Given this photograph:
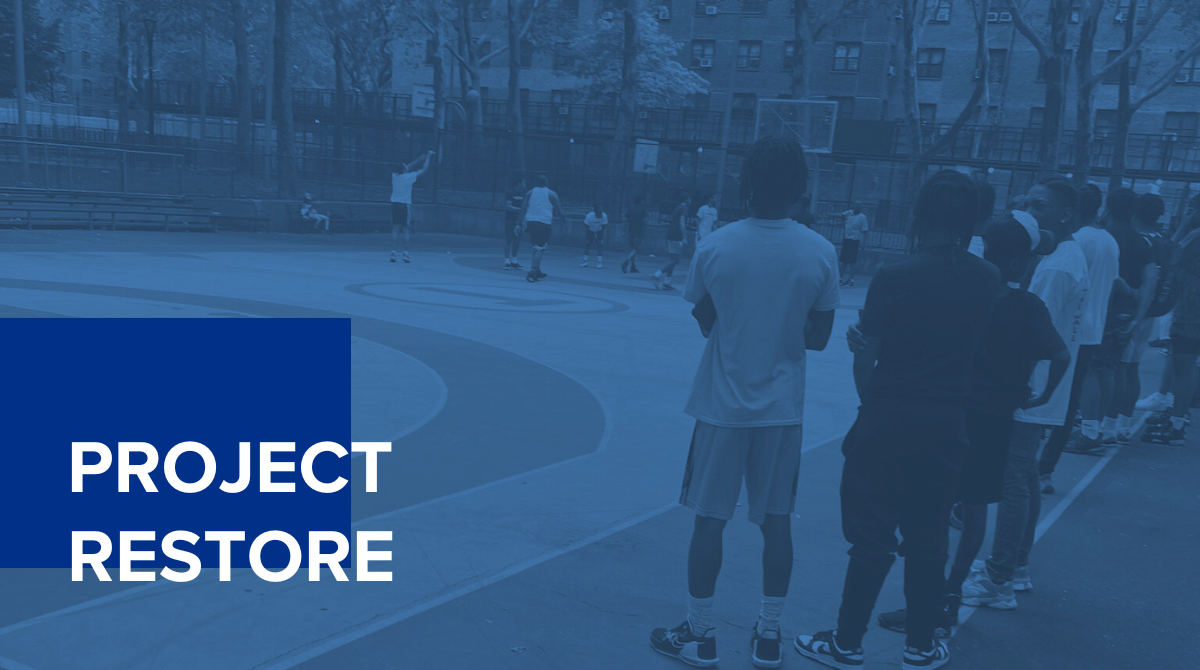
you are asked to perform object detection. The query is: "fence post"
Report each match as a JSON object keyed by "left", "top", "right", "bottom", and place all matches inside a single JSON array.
[
  {"left": 67, "top": 146, "right": 74, "bottom": 191},
  {"left": 122, "top": 150, "right": 128, "bottom": 193},
  {"left": 44, "top": 143, "right": 50, "bottom": 190}
]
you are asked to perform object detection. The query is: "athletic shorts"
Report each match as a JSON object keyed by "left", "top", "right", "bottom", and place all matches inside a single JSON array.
[
  {"left": 1122, "top": 317, "right": 1155, "bottom": 364},
  {"left": 391, "top": 202, "right": 409, "bottom": 229},
  {"left": 679, "top": 420, "right": 804, "bottom": 525},
  {"left": 527, "top": 221, "right": 552, "bottom": 248},
  {"left": 841, "top": 238, "right": 861, "bottom": 265},
  {"left": 1095, "top": 313, "right": 1133, "bottom": 369},
  {"left": 666, "top": 240, "right": 684, "bottom": 255},
  {"left": 585, "top": 229, "right": 605, "bottom": 245}
]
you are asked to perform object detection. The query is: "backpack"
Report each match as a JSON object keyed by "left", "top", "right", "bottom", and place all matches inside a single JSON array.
[{"left": 1145, "top": 233, "right": 1180, "bottom": 318}]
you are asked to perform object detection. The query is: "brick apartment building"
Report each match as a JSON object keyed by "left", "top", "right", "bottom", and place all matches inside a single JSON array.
[{"left": 394, "top": 0, "right": 1200, "bottom": 139}]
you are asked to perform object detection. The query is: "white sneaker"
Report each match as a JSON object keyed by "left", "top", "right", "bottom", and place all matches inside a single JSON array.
[
  {"left": 580, "top": 260, "right": 590, "bottom": 268},
  {"left": 652, "top": 271, "right": 664, "bottom": 289},
  {"left": 1012, "top": 565, "right": 1033, "bottom": 592},
  {"left": 962, "top": 570, "right": 1017, "bottom": 610},
  {"left": 1135, "top": 392, "right": 1173, "bottom": 412},
  {"left": 597, "top": 259, "right": 604, "bottom": 269}
]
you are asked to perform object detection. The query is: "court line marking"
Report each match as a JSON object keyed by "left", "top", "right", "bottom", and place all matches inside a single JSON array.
[{"left": 0, "top": 654, "right": 40, "bottom": 670}]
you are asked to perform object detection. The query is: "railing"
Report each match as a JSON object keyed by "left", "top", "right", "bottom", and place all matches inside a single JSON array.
[{"left": 0, "top": 138, "right": 184, "bottom": 195}]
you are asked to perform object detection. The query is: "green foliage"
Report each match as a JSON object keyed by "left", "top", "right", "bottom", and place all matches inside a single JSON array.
[{"left": 0, "top": 0, "right": 62, "bottom": 96}]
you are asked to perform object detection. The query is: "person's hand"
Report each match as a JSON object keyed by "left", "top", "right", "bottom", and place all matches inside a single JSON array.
[
  {"left": 513, "top": 224, "right": 524, "bottom": 238},
  {"left": 1119, "top": 319, "right": 1138, "bottom": 337},
  {"left": 1020, "top": 392, "right": 1049, "bottom": 410},
  {"left": 846, "top": 322, "right": 867, "bottom": 354}
]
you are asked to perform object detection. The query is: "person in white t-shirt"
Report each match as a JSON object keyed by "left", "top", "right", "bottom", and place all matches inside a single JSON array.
[
  {"left": 965, "top": 176, "right": 1086, "bottom": 610},
  {"left": 300, "top": 193, "right": 330, "bottom": 234},
  {"left": 516, "top": 175, "right": 565, "bottom": 282},
  {"left": 650, "top": 136, "right": 839, "bottom": 670},
  {"left": 839, "top": 204, "right": 869, "bottom": 287},
  {"left": 390, "top": 151, "right": 434, "bottom": 263},
  {"left": 580, "top": 203, "right": 608, "bottom": 268},
  {"left": 696, "top": 195, "right": 719, "bottom": 241}
]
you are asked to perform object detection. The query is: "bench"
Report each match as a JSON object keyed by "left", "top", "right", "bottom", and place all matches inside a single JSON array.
[{"left": 0, "top": 202, "right": 216, "bottom": 232}]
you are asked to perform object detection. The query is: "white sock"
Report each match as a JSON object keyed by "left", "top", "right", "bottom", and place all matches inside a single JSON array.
[
  {"left": 1081, "top": 420, "right": 1100, "bottom": 440},
  {"left": 758, "top": 595, "right": 786, "bottom": 632},
  {"left": 687, "top": 595, "right": 714, "bottom": 637},
  {"left": 1117, "top": 414, "right": 1133, "bottom": 433},
  {"left": 1101, "top": 416, "right": 1117, "bottom": 435}
]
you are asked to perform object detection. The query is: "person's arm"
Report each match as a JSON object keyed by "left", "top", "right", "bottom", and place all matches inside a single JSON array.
[
  {"left": 506, "top": 194, "right": 520, "bottom": 213},
  {"left": 805, "top": 309, "right": 835, "bottom": 351},
  {"left": 1133, "top": 262, "right": 1159, "bottom": 323},
  {"left": 852, "top": 336, "right": 882, "bottom": 400},
  {"left": 550, "top": 192, "right": 564, "bottom": 222},
  {"left": 1022, "top": 347, "right": 1070, "bottom": 409},
  {"left": 516, "top": 189, "right": 532, "bottom": 223}
]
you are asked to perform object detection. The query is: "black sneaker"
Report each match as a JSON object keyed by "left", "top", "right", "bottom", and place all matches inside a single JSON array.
[
  {"left": 875, "top": 607, "right": 953, "bottom": 639},
  {"left": 535, "top": 270, "right": 547, "bottom": 279},
  {"left": 621, "top": 259, "right": 630, "bottom": 273},
  {"left": 1063, "top": 434, "right": 1106, "bottom": 456},
  {"left": 650, "top": 620, "right": 718, "bottom": 668},
  {"left": 794, "top": 630, "right": 864, "bottom": 669},
  {"left": 1146, "top": 411, "right": 1171, "bottom": 427},
  {"left": 902, "top": 640, "right": 950, "bottom": 670},
  {"left": 526, "top": 270, "right": 539, "bottom": 283},
  {"left": 1143, "top": 423, "right": 1186, "bottom": 446},
  {"left": 504, "top": 262, "right": 514, "bottom": 270},
  {"left": 751, "top": 622, "right": 782, "bottom": 668}
]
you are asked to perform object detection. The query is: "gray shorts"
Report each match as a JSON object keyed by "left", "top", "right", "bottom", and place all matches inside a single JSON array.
[{"left": 679, "top": 420, "right": 804, "bottom": 525}]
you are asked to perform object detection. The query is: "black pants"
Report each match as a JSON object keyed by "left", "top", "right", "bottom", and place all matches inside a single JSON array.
[
  {"left": 1040, "top": 344, "right": 1095, "bottom": 476},
  {"left": 836, "top": 400, "right": 964, "bottom": 652}
]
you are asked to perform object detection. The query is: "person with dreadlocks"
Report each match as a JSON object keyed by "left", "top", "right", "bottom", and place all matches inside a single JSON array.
[
  {"left": 650, "top": 136, "right": 839, "bottom": 669},
  {"left": 795, "top": 171, "right": 999, "bottom": 670},
  {"left": 963, "top": 175, "right": 1086, "bottom": 610}
]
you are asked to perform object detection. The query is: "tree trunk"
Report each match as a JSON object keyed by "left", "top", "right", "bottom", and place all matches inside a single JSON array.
[
  {"left": 231, "top": 0, "right": 252, "bottom": 170},
  {"left": 1108, "top": 0, "right": 1135, "bottom": 192},
  {"left": 507, "top": 0, "right": 525, "bottom": 175},
  {"left": 274, "top": 0, "right": 297, "bottom": 197},
  {"left": 333, "top": 31, "right": 345, "bottom": 160},
  {"left": 791, "top": 0, "right": 809, "bottom": 99},
  {"left": 1072, "top": 6, "right": 1100, "bottom": 183},
  {"left": 609, "top": 0, "right": 638, "bottom": 205},
  {"left": 901, "top": 0, "right": 922, "bottom": 194},
  {"left": 1038, "top": 0, "right": 1068, "bottom": 170},
  {"left": 117, "top": 1, "right": 131, "bottom": 144}
]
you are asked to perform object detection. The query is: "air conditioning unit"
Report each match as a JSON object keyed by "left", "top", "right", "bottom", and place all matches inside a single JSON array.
[
  {"left": 986, "top": 11, "right": 998, "bottom": 21},
  {"left": 1164, "top": 132, "right": 1179, "bottom": 140},
  {"left": 558, "top": 106, "right": 570, "bottom": 115},
  {"left": 601, "top": 11, "right": 614, "bottom": 20},
  {"left": 699, "top": 58, "right": 713, "bottom": 68},
  {"left": 1115, "top": 10, "right": 1128, "bottom": 22},
  {"left": 999, "top": 11, "right": 1012, "bottom": 21},
  {"left": 658, "top": 7, "right": 670, "bottom": 19},
  {"left": 935, "top": 9, "right": 950, "bottom": 21},
  {"left": 705, "top": 5, "right": 718, "bottom": 15},
  {"left": 1176, "top": 71, "right": 1191, "bottom": 83},
  {"left": 638, "top": 110, "right": 650, "bottom": 119}
]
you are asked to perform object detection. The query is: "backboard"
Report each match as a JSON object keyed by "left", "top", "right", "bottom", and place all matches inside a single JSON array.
[{"left": 755, "top": 99, "right": 838, "bottom": 153}]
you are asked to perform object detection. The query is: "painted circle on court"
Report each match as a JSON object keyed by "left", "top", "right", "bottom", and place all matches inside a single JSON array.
[{"left": 345, "top": 282, "right": 629, "bottom": 314}]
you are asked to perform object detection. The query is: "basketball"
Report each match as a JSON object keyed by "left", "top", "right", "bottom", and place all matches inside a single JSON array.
[{"left": 466, "top": 88, "right": 481, "bottom": 102}]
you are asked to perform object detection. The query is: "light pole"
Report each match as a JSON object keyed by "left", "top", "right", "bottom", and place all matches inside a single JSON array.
[{"left": 144, "top": 17, "right": 157, "bottom": 142}]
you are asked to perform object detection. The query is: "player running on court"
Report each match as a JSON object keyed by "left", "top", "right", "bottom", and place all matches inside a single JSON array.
[{"left": 390, "top": 151, "right": 434, "bottom": 263}]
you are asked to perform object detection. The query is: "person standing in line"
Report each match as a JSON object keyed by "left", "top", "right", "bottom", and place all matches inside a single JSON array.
[
  {"left": 873, "top": 212, "right": 1067, "bottom": 641},
  {"left": 839, "top": 203, "right": 869, "bottom": 287},
  {"left": 697, "top": 195, "right": 719, "bottom": 242},
  {"left": 650, "top": 136, "right": 839, "bottom": 670},
  {"left": 622, "top": 195, "right": 647, "bottom": 274},
  {"left": 504, "top": 176, "right": 526, "bottom": 270},
  {"left": 794, "top": 171, "right": 999, "bottom": 670},
  {"left": 1099, "top": 189, "right": 1158, "bottom": 443},
  {"left": 962, "top": 176, "right": 1087, "bottom": 611},
  {"left": 966, "top": 183, "right": 997, "bottom": 258},
  {"left": 516, "top": 174, "right": 565, "bottom": 282},
  {"left": 390, "top": 150, "right": 434, "bottom": 263},
  {"left": 1038, "top": 183, "right": 1119, "bottom": 490},
  {"left": 581, "top": 203, "right": 608, "bottom": 268},
  {"left": 654, "top": 195, "right": 692, "bottom": 290}
]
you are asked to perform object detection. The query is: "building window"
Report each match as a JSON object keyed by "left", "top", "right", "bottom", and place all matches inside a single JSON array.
[
  {"left": 1102, "top": 49, "right": 1141, "bottom": 84},
  {"left": 830, "top": 96, "right": 855, "bottom": 119},
  {"left": 1029, "top": 107, "right": 1044, "bottom": 127},
  {"left": 737, "top": 41, "right": 762, "bottom": 71},
  {"left": 919, "top": 103, "right": 937, "bottom": 124},
  {"left": 833, "top": 43, "right": 861, "bottom": 72},
  {"left": 520, "top": 88, "right": 530, "bottom": 110},
  {"left": 1165, "top": 112, "right": 1200, "bottom": 137},
  {"left": 691, "top": 92, "right": 711, "bottom": 110},
  {"left": 82, "top": 79, "right": 93, "bottom": 94},
  {"left": 732, "top": 93, "right": 757, "bottom": 119},
  {"left": 1175, "top": 53, "right": 1200, "bottom": 84},
  {"left": 695, "top": 0, "right": 715, "bottom": 16},
  {"left": 927, "top": 0, "right": 952, "bottom": 22},
  {"left": 81, "top": 51, "right": 91, "bottom": 69},
  {"left": 1095, "top": 109, "right": 1118, "bottom": 132},
  {"left": 425, "top": 40, "right": 438, "bottom": 65},
  {"left": 1036, "top": 50, "right": 1073, "bottom": 82},
  {"left": 552, "top": 41, "right": 574, "bottom": 71},
  {"left": 916, "top": 48, "right": 945, "bottom": 79},
  {"left": 741, "top": 0, "right": 767, "bottom": 14},
  {"left": 479, "top": 87, "right": 489, "bottom": 99},
  {"left": 1116, "top": 0, "right": 1149, "bottom": 23},
  {"left": 470, "top": 1, "right": 491, "bottom": 20},
  {"left": 478, "top": 40, "right": 492, "bottom": 68},
  {"left": 690, "top": 40, "right": 715, "bottom": 68},
  {"left": 988, "top": 49, "right": 1007, "bottom": 83},
  {"left": 520, "top": 40, "right": 534, "bottom": 69},
  {"left": 784, "top": 42, "right": 796, "bottom": 71}
]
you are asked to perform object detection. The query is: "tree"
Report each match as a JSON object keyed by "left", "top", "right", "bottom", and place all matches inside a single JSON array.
[
  {"left": 791, "top": 0, "right": 879, "bottom": 98},
  {"left": 230, "top": 0, "right": 253, "bottom": 167},
  {"left": 1010, "top": 0, "right": 1071, "bottom": 170},
  {"left": 274, "top": 0, "right": 298, "bottom": 196},
  {"left": 0, "top": 0, "right": 62, "bottom": 96},
  {"left": 570, "top": 9, "right": 707, "bottom": 106}
]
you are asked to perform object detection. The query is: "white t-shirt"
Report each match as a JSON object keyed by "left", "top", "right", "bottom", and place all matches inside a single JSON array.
[
  {"left": 683, "top": 218, "right": 841, "bottom": 427},
  {"left": 697, "top": 205, "right": 719, "bottom": 237},
  {"left": 525, "top": 187, "right": 554, "bottom": 224},
  {"left": 391, "top": 172, "right": 419, "bottom": 204},
  {"left": 1073, "top": 225, "right": 1120, "bottom": 346},
  {"left": 584, "top": 212, "right": 608, "bottom": 232},
  {"left": 1014, "top": 239, "right": 1088, "bottom": 427},
  {"left": 843, "top": 212, "right": 869, "bottom": 240},
  {"left": 967, "top": 236, "right": 985, "bottom": 258}
]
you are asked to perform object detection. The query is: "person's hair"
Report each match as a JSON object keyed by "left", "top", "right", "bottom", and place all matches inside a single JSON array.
[
  {"left": 1037, "top": 175, "right": 1078, "bottom": 210},
  {"left": 983, "top": 218, "right": 1032, "bottom": 277},
  {"left": 1106, "top": 188, "right": 1138, "bottom": 223},
  {"left": 738, "top": 136, "right": 808, "bottom": 216},
  {"left": 395, "top": 165, "right": 406, "bottom": 174},
  {"left": 911, "top": 170, "right": 978, "bottom": 248},
  {"left": 536, "top": 175, "right": 549, "bottom": 187},
  {"left": 976, "top": 182, "right": 997, "bottom": 224},
  {"left": 1076, "top": 183, "right": 1102, "bottom": 225},
  {"left": 592, "top": 202, "right": 603, "bottom": 212},
  {"left": 1135, "top": 192, "right": 1165, "bottom": 226}
]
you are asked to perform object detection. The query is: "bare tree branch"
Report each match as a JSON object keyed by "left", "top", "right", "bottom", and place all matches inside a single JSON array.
[
  {"left": 1086, "top": 0, "right": 1173, "bottom": 86},
  {"left": 1132, "top": 38, "right": 1200, "bottom": 112},
  {"left": 1010, "top": 1, "right": 1048, "bottom": 58}
]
